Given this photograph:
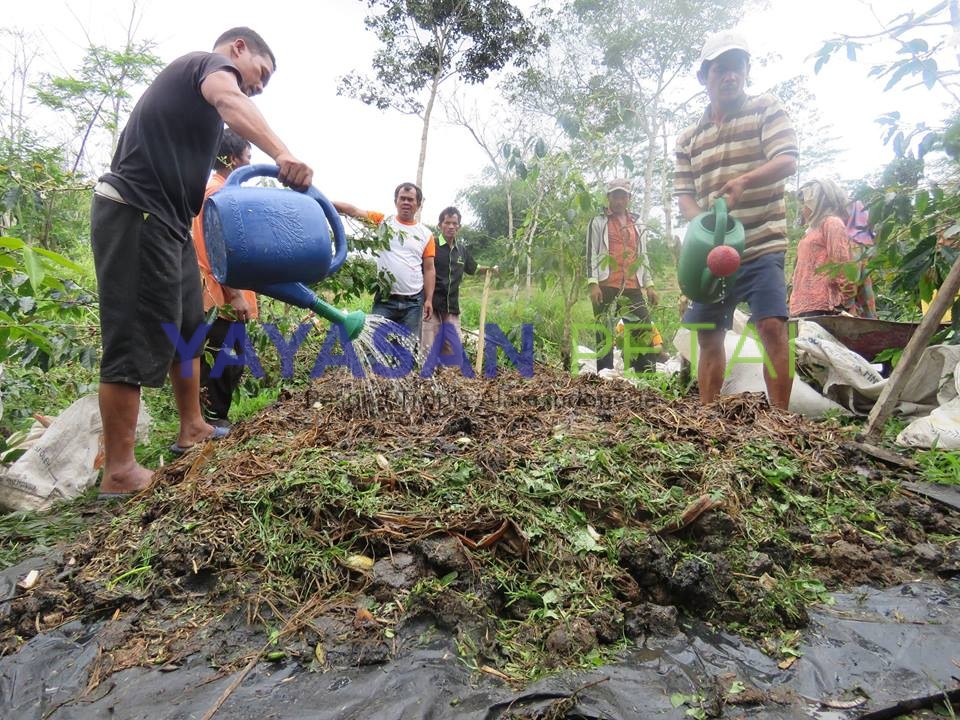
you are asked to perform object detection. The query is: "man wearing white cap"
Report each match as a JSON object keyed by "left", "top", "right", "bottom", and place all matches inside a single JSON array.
[
  {"left": 586, "top": 178, "right": 658, "bottom": 373},
  {"left": 675, "top": 31, "right": 798, "bottom": 409}
]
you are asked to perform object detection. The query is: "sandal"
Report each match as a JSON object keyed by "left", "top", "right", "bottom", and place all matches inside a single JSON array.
[{"left": 169, "top": 425, "right": 230, "bottom": 457}]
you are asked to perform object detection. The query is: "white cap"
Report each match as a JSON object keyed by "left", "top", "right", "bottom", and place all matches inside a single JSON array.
[
  {"left": 698, "top": 30, "right": 750, "bottom": 67},
  {"left": 606, "top": 178, "right": 631, "bottom": 194}
]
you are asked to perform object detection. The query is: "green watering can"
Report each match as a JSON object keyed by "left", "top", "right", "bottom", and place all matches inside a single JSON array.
[{"left": 677, "top": 197, "right": 745, "bottom": 304}]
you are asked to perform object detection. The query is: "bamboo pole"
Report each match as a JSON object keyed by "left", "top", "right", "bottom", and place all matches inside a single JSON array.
[
  {"left": 474, "top": 269, "right": 494, "bottom": 376},
  {"left": 863, "top": 254, "right": 960, "bottom": 437}
]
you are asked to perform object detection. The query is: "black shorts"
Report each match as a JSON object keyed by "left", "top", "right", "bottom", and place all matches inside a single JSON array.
[{"left": 91, "top": 194, "right": 204, "bottom": 387}]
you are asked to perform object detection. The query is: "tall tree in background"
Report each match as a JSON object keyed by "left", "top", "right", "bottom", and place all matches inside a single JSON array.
[
  {"left": 339, "top": 0, "right": 545, "bottom": 191},
  {"left": 769, "top": 75, "right": 842, "bottom": 190},
  {"left": 447, "top": 92, "right": 558, "bottom": 289},
  {"left": 2, "top": 6, "right": 160, "bottom": 249},
  {"left": 508, "top": 0, "right": 749, "bottom": 226},
  {"left": 0, "top": 28, "right": 41, "bottom": 144},
  {"left": 1, "top": 30, "right": 92, "bottom": 250},
  {"left": 33, "top": 2, "right": 161, "bottom": 173}
]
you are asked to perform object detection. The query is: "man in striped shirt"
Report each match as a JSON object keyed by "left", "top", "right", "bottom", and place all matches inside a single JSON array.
[{"left": 675, "top": 31, "right": 798, "bottom": 410}]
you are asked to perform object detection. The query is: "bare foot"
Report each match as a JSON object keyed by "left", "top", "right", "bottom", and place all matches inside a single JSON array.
[
  {"left": 100, "top": 462, "right": 153, "bottom": 494},
  {"left": 176, "top": 420, "right": 217, "bottom": 449}
]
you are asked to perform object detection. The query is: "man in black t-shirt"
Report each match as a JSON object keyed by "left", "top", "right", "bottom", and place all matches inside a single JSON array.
[
  {"left": 93, "top": 27, "right": 313, "bottom": 497},
  {"left": 421, "top": 206, "right": 495, "bottom": 354}
]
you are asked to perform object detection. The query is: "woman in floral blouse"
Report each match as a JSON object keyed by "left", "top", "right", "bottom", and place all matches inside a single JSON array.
[{"left": 789, "top": 179, "right": 858, "bottom": 317}]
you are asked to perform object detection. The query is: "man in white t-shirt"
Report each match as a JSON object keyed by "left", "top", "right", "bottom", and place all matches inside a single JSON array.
[{"left": 334, "top": 182, "right": 436, "bottom": 338}]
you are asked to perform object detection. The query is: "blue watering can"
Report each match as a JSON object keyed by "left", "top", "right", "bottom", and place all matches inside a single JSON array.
[{"left": 203, "top": 164, "right": 365, "bottom": 339}]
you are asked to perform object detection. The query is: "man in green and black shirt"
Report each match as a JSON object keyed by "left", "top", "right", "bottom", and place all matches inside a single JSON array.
[{"left": 422, "top": 206, "right": 491, "bottom": 353}]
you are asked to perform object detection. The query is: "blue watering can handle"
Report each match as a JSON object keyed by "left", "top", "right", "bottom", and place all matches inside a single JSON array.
[
  {"left": 713, "top": 197, "right": 728, "bottom": 247},
  {"left": 224, "top": 163, "right": 348, "bottom": 275}
]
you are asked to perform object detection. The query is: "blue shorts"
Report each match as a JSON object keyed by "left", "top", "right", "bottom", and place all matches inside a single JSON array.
[{"left": 683, "top": 251, "right": 788, "bottom": 331}]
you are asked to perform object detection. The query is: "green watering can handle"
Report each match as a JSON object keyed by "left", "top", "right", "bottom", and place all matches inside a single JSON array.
[{"left": 713, "top": 197, "right": 728, "bottom": 247}]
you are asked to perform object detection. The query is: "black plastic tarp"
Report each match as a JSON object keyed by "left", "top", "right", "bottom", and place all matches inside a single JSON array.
[{"left": 1, "top": 556, "right": 958, "bottom": 720}]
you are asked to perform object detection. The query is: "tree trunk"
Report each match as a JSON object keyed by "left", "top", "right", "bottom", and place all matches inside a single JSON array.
[
  {"left": 525, "top": 216, "right": 538, "bottom": 301},
  {"left": 512, "top": 193, "right": 542, "bottom": 302},
  {"left": 415, "top": 71, "right": 441, "bottom": 194},
  {"left": 952, "top": 0, "right": 960, "bottom": 67},
  {"left": 641, "top": 115, "right": 658, "bottom": 223},
  {"left": 524, "top": 191, "right": 544, "bottom": 300},
  {"left": 6, "top": 31, "right": 38, "bottom": 143},
  {"left": 445, "top": 100, "right": 515, "bottom": 244},
  {"left": 560, "top": 247, "right": 582, "bottom": 372},
  {"left": 660, "top": 124, "right": 673, "bottom": 242},
  {"left": 73, "top": 95, "right": 108, "bottom": 174},
  {"left": 110, "top": 97, "right": 122, "bottom": 157},
  {"left": 506, "top": 186, "right": 514, "bottom": 243},
  {"left": 506, "top": 183, "right": 516, "bottom": 296},
  {"left": 511, "top": 223, "right": 521, "bottom": 301}
]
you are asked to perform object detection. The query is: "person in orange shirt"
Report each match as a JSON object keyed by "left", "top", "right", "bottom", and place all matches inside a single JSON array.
[
  {"left": 190, "top": 128, "right": 258, "bottom": 428},
  {"left": 585, "top": 179, "right": 659, "bottom": 372}
]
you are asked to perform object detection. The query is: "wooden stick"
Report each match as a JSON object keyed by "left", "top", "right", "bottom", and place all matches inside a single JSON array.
[
  {"left": 199, "top": 594, "right": 334, "bottom": 720},
  {"left": 475, "top": 269, "right": 494, "bottom": 376},
  {"left": 857, "top": 686, "right": 960, "bottom": 720},
  {"left": 863, "top": 254, "right": 960, "bottom": 437},
  {"left": 199, "top": 640, "right": 269, "bottom": 720}
]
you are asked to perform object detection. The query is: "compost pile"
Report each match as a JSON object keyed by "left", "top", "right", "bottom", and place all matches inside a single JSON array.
[{"left": 2, "top": 368, "right": 959, "bottom": 683}]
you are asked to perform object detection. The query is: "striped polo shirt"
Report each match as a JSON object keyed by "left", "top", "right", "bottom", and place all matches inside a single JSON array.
[{"left": 674, "top": 93, "right": 798, "bottom": 263}]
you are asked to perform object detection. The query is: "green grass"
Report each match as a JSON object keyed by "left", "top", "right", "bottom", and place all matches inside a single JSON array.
[
  {"left": 0, "top": 490, "right": 98, "bottom": 569},
  {"left": 457, "top": 268, "right": 686, "bottom": 368},
  {"left": 917, "top": 449, "right": 960, "bottom": 485}
]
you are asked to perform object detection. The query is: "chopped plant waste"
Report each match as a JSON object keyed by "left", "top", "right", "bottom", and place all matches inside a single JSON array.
[{"left": 2, "top": 368, "right": 959, "bottom": 684}]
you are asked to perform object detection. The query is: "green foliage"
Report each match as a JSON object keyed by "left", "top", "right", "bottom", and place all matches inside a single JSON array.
[
  {"left": 0, "top": 236, "right": 98, "bottom": 432},
  {"left": 509, "top": 149, "right": 602, "bottom": 363},
  {"left": 815, "top": 3, "right": 960, "bottom": 326},
  {"left": 814, "top": 3, "right": 959, "bottom": 98},
  {"left": 33, "top": 40, "right": 162, "bottom": 169},
  {"left": 339, "top": 216, "right": 409, "bottom": 301},
  {"left": 644, "top": 226, "right": 677, "bottom": 280},
  {"left": 507, "top": 0, "right": 749, "bottom": 206},
  {"left": 0, "top": 498, "right": 97, "bottom": 569},
  {"left": 339, "top": 0, "right": 545, "bottom": 114},
  {"left": 917, "top": 449, "right": 960, "bottom": 485},
  {"left": 461, "top": 175, "right": 536, "bottom": 248},
  {"left": 0, "top": 236, "right": 94, "bottom": 362},
  {"left": 458, "top": 277, "right": 590, "bottom": 362},
  {"left": 0, "top": 133, "right": 91, "bottom": 251}
]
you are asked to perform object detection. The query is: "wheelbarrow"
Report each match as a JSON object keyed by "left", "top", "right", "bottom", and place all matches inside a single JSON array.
[{"left": 795, "top": 315, "right": 933, "bottom": 362}]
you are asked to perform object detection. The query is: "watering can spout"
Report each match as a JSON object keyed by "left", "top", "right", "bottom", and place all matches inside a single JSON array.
[
  {"left": 255, "top": 282, "right": 366, "bottom": 341},
  {"left": 317, "top": 304, "right": 366, "bottom": 342}
]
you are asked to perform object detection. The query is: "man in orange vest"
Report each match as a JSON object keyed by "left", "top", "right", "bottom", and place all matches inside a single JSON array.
[
  {"left": 189, "top": 129, "right": 258, "bottom": 432},
  {"left": 586, "top": 179, "right": 659, "bottom": 372}
]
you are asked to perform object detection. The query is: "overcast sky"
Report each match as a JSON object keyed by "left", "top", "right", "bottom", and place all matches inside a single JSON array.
[{"left": 2, "top": 0, "right": 951, "bottom": 226}]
